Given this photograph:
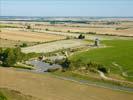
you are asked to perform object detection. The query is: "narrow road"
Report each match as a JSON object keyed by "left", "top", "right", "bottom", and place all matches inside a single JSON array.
[
  {"left": 13, "top": 66, "right": 133, "bottom": 93},
  {"left": 97, "top": 70, "right": 133, "bottom": 85}
]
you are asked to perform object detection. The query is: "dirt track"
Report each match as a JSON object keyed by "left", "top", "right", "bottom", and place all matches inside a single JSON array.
[{"left": 0, "top": 67, "right": 133, "bottom": 100}]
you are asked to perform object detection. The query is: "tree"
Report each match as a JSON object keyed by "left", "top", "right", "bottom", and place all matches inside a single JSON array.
[
  {"left": 45, "top": 28, "right": 49, "bottom": 31},
  {"left": 0, "top": 48, "right": 3, "bottom": 61},
  {"left": 26, "top": 25, "right": 31, "bottom": 29},
  {"left": 1, "top": 48, "right": 24, "bottom": 67},
  {"left": 0, "top": 48, "right": 3, "bottom": 54},
  {"left": 50, "top": 21, "right": 56, "bottom": 24},
  {"left": 20, "top": 43, "right": 27, "bottom": 47},
  {"left": 0, "top": 92, "right": 7, "bottom": 100},
  {"left": 61, "top": 58, "right": 71, "bottom": 69},
  {"left": 0, "top": 48, "right": 40, "bottom": 67},
  {"left": 78, "top": 34, "right": 85, "bottom": 39},
  {"left": 13, "top": 47, "right": 22, "bottom": 61},
  {"left": 97, "top": 66, "right": 108, "bottom": 73},
  {"left": 2, "top": 48, "right": 16, "bottom": 66},
  {"left": 67, "top": 30, "right": 70, "bottom": 33}
]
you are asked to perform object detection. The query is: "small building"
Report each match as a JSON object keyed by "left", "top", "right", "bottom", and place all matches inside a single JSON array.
[{"left": 94, "top": 38, "right": 100, "bottom": 46}]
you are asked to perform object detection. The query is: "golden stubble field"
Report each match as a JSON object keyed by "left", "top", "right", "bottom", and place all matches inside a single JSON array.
[
  {"left": 0, "top": 38, "right": 38, "bottom": 48},
  {"left": 15, "top": 21, "right": 133, "bottom": 36},
  {"left": 1, "top": 21, "right": 133, "bottom": 38},
  {"left": 0, "top": 28, "right": 65, "bottom": 42},
  {"left": 0, "top": 67, "right": 133, "bottom": 100},
  {"left": 37, "top": 24, "right": 133, "bottom": 36}
]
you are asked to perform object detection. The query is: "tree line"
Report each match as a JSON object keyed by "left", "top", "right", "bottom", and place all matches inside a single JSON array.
[{"left": 0, "top": 48, "right": 40, "bottom": 67}]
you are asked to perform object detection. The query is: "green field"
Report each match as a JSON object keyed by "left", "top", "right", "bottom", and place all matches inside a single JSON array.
[{"left": 70, "top": 39, "right": 133, "bottom": 81}]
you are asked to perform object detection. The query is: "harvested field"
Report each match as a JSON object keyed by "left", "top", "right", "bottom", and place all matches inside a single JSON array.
[
  {"left": 0, "top": 28, "right": 65, "bottom": 42},
  {"left": 0, "top": 67, "right": 133, "bottom": 100},
  {"left": 22, "top": 39, "right": 87, "bottom": 53},
  {"left": 0, "top": 38, "right": 37, "bottom": 48},
  {"left": 19, "top": 21, "right": 133, "bottom": 37},
  {"left": 1, "top": 21, "right": 133, "bottom": 37},
  {"left": 33, "top": 29, "right": 133, "bottom": 40},
  {"left": 43, "top": 26, "right": 133, "bottom": 36},
  {"left": 0, "top": 88, "right": 39, "bottom": 100}
]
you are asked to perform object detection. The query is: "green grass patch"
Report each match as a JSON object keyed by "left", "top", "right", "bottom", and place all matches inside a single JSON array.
[
  {"left": 0, "top": 91, "right": 7, "bottom": 100},
  {"left": 13, "top": 65, "right": 33, "bottom": 70},
  {"left": 51, "top": 71, "right": 133, "bottom": 89},
  {"left": 70, "top": 39, "right": 133, "bottom": 81}
]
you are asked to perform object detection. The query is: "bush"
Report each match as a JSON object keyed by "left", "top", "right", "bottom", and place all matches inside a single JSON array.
[
  {"left": 66, "top": 36, "right": 71, "bottom": 39},
  {"left": 97, "top": 66, "right": 108, "bottom": 73},
  {"left": 0, "top": 48, "right": 3, "bottom": 60},
  {"left": 20, "top": 43, "right": 28, "bottom": 47},
  {"left": 0, "top": 92, "right": 7, "bottom": 100},
  {"left": 78, "top": 34, "right": 85, "bottom": 39},
  {"left": 45, "top": 28, "right": 49, "bottom": 31},
  {"left": 0, "top": 47, "right": 41, "bottom": 67},
  {"left": 115, "top": 27, "right": 128, "bottom": 30},
  {"left": 67, "top": 30, "right": 70, "bottom": 33},
  {"left": 2, "top": 48, "right": 17, "bottom": 66},
  {"left": 87, "top": 61, "right": 98, "bottom": 69},
  {"left": 0, "top": 48, "right": 28, "bottom": 66},
  {"left": 69, "top": 59, "right": 86, "bottom": 70},
  {"left": 61, "top": 58, "right": 71, "bottom": 69},
  {"left": 26, "top": 25, "right": 31, "bottom": 29},
  {"left": 87, "top": 32, "right": 96, "bottom": 34},
  {"left": 87, "top": 62, "right": 108, "bottom": 73},
  {"left": 47, "top": 67, "right": 61, "bottom": 72}
]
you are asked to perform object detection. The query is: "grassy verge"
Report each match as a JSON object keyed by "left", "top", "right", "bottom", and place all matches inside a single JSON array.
[
  {"left": 0, "top": 91, "right": 7, "bottom": 100},
  {"left": 51, "top": 71, "right": 133, "bottom": 89},
  {"left": 13, "top": 63, "right": 34, "bottom": 70}
]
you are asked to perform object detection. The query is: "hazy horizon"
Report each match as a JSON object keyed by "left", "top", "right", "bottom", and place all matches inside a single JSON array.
[{"left": 1, "top": 0, "right": 133, "bottom": 17}]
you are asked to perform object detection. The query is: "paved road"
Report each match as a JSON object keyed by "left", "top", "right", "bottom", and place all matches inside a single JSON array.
[
  {"left": 14, "top": 64, "right": 133, "bottom": 93},
  {"left": 26, "top": 60, "right": 61, "bottom": 72},
  {"left": 97, "top": 70, "right": 133, "bottom": 85}
]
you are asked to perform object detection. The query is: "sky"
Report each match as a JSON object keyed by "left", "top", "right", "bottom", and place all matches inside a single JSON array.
[{"left": 0, "top": 0, "right": 133, "bottom": 17}]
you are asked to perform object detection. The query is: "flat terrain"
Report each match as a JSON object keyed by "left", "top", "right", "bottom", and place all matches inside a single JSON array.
[
  {"left": 0, "top": 88, "right": 39, "bottom": 100},
  {"left": 34, "top": 24, "right": 133, "bottom": 36},
  {"left": 1, "top": 20, "right": 133, "bottom": 37},
  {"left": 22, "top": 39, "right": 87, "bottom": 53},
  {"left": 0, "top": 28, "right": 65, "bottom": 42},
  {"left": 0, "top": 19, "right": 133, "bottom": 100},
  {"left": 0, "top": 38, "right": 37, "bottom": 48},
  {"left": 0, "top": 67, "right": 133, "bottom": 100},
  {"left": 70, "top": 39, "right": 133, "bottom": 81}
]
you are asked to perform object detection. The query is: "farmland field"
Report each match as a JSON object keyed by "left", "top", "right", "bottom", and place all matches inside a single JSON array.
[
  {"left": 1, "top": 20, "right": 133, "bottom": 37},
  {"left": 33, "top": 23, "right": 133, "bottom": 36},
  {"left": 0, "top": 38, "right": 37, "bottom": 48},
  {"left": 0, "top": 88, "right": 39, "bottom": 100},
  {"left": 22, "top": 39, "right": 88, "bottom": 53},
  {"left": 0, "top": 67, "right": 133, "bottom": 100},
  {"left": 0, "top": 17, "right": 133, "bottom": 100},
  {"left": 1, "top": 0, "right": 133, "bottom": 99},
  {"left": 70, "top": 39, "right": 133, "bottom": 81},
  {"left": 0, "top": 28, "right": 65, "bottom": 42}
]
